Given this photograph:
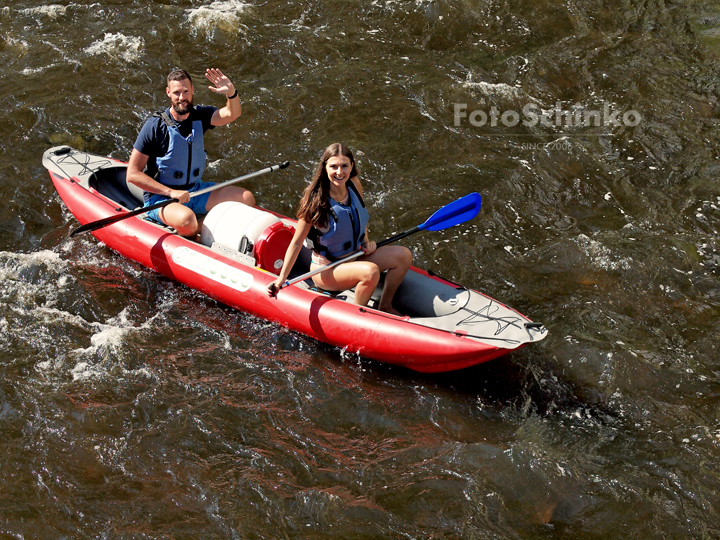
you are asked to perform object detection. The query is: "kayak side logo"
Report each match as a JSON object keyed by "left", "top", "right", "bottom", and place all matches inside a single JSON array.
[{"left": 172, "top": 246, "right": 253, "bottom": 293}]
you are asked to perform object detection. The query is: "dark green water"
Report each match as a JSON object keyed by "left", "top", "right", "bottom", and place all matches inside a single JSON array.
[{"left": 2, "top": 0, "right": 720, "bottom": 537}]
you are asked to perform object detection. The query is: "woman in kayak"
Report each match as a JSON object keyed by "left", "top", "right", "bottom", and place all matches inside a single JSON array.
[{"left": 267, "top": 143, "right": 412, "bottom": 315}]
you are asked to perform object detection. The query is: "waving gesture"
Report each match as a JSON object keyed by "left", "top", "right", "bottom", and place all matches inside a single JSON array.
[{"left": 205, "top": 68, "right": 235, "bottom": 97}]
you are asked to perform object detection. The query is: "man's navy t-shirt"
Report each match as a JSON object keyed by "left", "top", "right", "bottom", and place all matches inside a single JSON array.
[{"left": 133, "top": 105, "right": 216, "bottom": 180}]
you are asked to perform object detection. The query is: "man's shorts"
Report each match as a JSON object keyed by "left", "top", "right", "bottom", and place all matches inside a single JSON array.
[{"left": 144, "top": 181, "right": 215, "bottom": 224}]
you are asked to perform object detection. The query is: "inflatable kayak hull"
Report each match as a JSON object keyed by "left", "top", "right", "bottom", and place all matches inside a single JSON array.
[{"left": 43, "top": 146, "right": 547, "bottom": 373}]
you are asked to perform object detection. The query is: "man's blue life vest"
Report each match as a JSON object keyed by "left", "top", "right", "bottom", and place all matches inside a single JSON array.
[
  {"left": 154, "top": 110, "right": 206, "bottom": 188},
  {"left": 308, "top": 182, "right": 370, "bottom": 261}
]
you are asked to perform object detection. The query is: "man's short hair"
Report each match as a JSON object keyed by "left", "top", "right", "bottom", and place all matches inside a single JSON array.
[{"left": 167, "top": 69, "right": 192, "bottom": 86}]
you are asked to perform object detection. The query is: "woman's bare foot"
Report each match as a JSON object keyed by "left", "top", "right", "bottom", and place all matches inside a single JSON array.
[{"left": 379, "top": 304, "right": 403, "bottom": 316}]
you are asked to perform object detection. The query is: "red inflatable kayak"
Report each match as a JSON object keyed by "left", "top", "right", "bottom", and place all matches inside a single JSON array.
[{"left": 43, "top": 146, "right": 547, "bottom": 373}]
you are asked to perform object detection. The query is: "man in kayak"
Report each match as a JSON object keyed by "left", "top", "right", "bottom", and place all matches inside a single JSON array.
[
  {"left": 267, "top": 143, "right": 412, "bottom": 315},
  {"left": 127, "top": 68, "right": 254, "bottom": 238}
]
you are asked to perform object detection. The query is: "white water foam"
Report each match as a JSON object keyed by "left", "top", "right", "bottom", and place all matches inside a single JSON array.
[
  {"left": 186, "top": 0, "right": 253, "bottom": 35},
  {"left": 575, "top": 234, "right": 633, "bottom": 271},
  {"left": 462, "top": 80, "right": 526, "bottom": 99},
  {"left": 0, "top": 249, "right": 63, "bottom": 267},
  {"left": 84, "top": 33, "right": 144, "bottom": 63},
  {"left": 71, "top": 308, "right": 160, "bottom": 382},
  {"left": 20, "top": 4, "right": 68, "bottom": 18},
  {"left": 0, "top": 250, "right": 160, "bottom": 381},
  {"left": 0, "top": 250, "right": 68, "bottom": 303},
  {"left": 0, "top": 250, "right": 67, "bottom": 317}
]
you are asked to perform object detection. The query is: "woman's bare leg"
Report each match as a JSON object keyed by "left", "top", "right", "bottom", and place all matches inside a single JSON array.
[
  {"left": 311, "top": 245, "right": 412, "bottom": 314},
  {"left": 312, "top": 260, "right": 381, "bottom": 305},
  {"left": 363, "top": 245, "right": 412, "bottom": 314}
]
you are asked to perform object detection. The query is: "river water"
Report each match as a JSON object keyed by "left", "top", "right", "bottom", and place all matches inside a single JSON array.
[{"left": 2, "top": 0, "right": 720, "bottom": 538}]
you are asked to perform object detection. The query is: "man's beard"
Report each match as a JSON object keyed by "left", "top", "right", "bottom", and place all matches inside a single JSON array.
[{"left": 172, "top": 98, "right": 192, "bottom": 116}]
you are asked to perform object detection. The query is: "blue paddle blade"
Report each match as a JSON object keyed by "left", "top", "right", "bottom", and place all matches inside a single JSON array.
[{"left": 420, "top": 192, "right": 482, "bottom": 231}]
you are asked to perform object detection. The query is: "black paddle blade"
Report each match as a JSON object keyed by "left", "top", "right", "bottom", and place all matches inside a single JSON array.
[{"left": 70, "top": 212, "right": 135, "bottom": 237}]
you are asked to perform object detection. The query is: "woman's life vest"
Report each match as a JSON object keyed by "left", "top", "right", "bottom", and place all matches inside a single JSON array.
[
  {"left": 307, "top": 182, "right": 370, "bottom": 261},
  {"left": 154, "top": 110, "right": 206, "bottom": 188}
]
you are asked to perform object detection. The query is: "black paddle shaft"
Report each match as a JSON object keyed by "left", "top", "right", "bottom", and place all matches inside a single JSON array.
[
  {"left": 69, "top": 161, "right": 290, "bottom": 237},
  {"left": 70, "top": 198, "right": 178, "bottom": 237},
  {"left": 375, "top": 226, "right": 421, "bottom": 249}
]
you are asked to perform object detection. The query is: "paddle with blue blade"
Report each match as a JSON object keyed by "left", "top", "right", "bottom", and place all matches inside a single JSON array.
[
  {"left": 70, "top": 161, "right": 290, "bottom": 237},
  {"left": 279, "top": 191, "right": 482, "bottom": 290}
]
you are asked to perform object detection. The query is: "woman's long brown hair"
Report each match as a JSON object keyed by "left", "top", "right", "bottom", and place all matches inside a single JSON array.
[{"left": 296, "top": 143, "right": 359, "bottom": 227}]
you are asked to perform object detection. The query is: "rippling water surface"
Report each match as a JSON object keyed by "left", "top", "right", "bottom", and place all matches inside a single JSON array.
[{"left": 2, "top": 0, "right": 720, "bottom": 538}]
